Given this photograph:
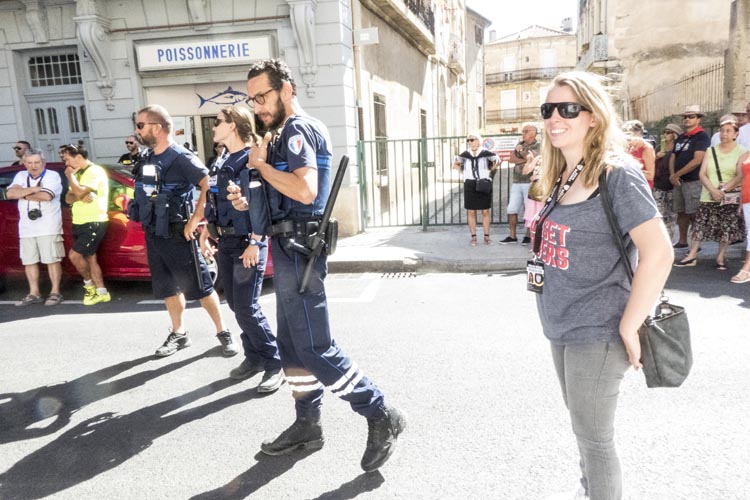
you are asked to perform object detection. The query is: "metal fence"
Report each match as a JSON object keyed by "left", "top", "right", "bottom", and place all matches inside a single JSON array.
[
  {"left": 357, "top": 136, "right": 520, "bottom": 229},
  {"left": 630, "top": 62, "right": 725, "bottom": 123}
]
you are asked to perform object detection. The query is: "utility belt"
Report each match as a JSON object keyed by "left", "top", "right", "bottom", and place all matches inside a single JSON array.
[
  {"left": 269, "top": 218, "right": 339, "bottom": 256},
  {"left": 206, "top": 223, "right": 238, "bottom": 238},
  {"left": 145, "top": 221, "right": 186, "bottom": 239}
]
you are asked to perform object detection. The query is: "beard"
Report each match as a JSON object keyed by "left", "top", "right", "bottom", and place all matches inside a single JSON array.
[
  {"left": 264, "top": 96, "right": 287, "bottom": 130},
  {"left": 137, "top": 133, "right": 155, "bottom": 148}
]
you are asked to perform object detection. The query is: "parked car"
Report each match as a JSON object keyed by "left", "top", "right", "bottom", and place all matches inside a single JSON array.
[{"left": 0, "top": 162, "right": 272, "bottom": 293}]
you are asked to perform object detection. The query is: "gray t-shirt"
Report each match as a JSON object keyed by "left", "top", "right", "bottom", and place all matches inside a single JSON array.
[{"left": 534, "top": 159, "right": 660, "bottom": 345}]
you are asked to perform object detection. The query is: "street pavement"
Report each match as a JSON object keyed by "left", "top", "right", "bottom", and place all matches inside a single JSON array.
[{"left": 1, "top": 226, "right": 749, "bottom": 500}]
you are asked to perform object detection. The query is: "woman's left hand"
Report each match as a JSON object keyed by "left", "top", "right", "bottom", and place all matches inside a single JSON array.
[
  {"left": 620, "top": 330, "right": 643, "bottom": 369},
  {"left": 709, "top": 187, "right": 724, "bottom": 202}
]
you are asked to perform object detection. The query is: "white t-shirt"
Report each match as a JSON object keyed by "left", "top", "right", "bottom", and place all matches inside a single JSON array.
[
  {"left": 738, "top": 124, "right": 750, "bottom": 149},
  {"left": 10, "top": 169, "right": 63, "bottom": 237}
]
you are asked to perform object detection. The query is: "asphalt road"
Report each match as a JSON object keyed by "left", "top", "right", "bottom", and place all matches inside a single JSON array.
[{"left": 0, "top": 269, "right": 748, "bottom": 499}]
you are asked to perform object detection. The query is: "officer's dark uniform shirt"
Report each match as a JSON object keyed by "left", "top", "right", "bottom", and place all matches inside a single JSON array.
[
  {"left": 210, "top": 147, "right": 268, "bottom": 236},
  {"left": 267, "top": 115, "right": 332, "bottom": 222},
  {"left": 136, "top": 143, "right": 207, "bottom": 232},
  {"left": 672, "top": 127, "right": 710, "bottom": 182}
]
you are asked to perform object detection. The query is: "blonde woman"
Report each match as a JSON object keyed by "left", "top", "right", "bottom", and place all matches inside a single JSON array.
[{"left": 532, "top": 72, "right": 673, "bottom": 500}]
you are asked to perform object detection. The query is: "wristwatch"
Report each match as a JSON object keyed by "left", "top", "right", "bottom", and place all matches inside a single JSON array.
[{"left": 248, "top": 237, "right": 260, "bottom": 246}]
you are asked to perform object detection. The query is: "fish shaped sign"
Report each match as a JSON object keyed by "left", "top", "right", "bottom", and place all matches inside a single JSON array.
[{"left": 196, "top": 86, "right": 248, "bottom": 107}]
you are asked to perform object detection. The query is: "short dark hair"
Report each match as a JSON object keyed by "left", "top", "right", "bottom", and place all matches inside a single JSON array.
[
  {"left": 137, "top": 104, "right": 173, "bottom": 133},
  {"left": 16, "top": 140, "right": 31, "bottom": 148},
  {"left": 246, "top": 59, "right": 297, "bottom": 96},
  {"left": 61, "top": 143, "right": 89, "bottom": 159}
]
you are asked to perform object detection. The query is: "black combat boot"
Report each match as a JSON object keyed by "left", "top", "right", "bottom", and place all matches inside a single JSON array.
[
  {"left": 360, "top": 405, "right": 407, "bottom": 472},
  {"left": 260, "top": 416, "right": 324, "bottom": 456}
]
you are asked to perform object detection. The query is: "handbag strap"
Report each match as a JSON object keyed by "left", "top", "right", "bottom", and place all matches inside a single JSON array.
[
  {"left": 710, "top": 146, "right": 723, "bottom": 182},
  {"left": 598, "top": 170, "right": 635, "bottom": 282}
]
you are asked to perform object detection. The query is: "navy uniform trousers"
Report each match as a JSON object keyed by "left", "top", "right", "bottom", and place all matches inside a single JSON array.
[
  {"left": 216, "top": 235, "right": 280, "bottom": 371},
  {"left": 271, "top": 236, "right": 384, "bottom": 419}
]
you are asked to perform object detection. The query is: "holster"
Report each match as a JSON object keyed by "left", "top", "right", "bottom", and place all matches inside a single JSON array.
[{"left": 269, "top": 218, "right": 338, "bottom": 256}]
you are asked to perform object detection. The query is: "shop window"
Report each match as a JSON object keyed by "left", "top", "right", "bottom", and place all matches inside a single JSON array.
[{"left": 28, "top": 53, "right": 82, "bottom": 88}]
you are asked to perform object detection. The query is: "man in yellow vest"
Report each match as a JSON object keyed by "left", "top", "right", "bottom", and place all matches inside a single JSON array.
[{"left": 62, "top": 144, "right": 111, "bottom": 305}]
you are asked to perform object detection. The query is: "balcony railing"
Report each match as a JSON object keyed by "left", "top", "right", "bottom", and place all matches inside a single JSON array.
[
  {"left": 404, "top": 0, "right": 435, "bottom": 35},
  {"left": 486, "top": 66, "right": 575, "bottom": 85},
  {"left": 486, "top": 106, "right": 542, "bottom": 123}
]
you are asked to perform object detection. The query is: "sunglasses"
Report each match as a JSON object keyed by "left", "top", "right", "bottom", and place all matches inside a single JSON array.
[
  {"left": 125, "top": 141, "right": 136, "bottom": 145},
  {"left": 683, "top": 114, "right": 698, "bottom": 120},
  {"left": 214, "top": 118, "right": 228, "bottom": 127},
  {"left": 540, "top": 102, "right": 591, "bottom": 119},
  {"left": 244, "top": 88, "right": 276, "bottom": 107},
  {"left": 13, "top": 146, "right": 24, "bottom": 150},
  {"left": 467, "top": 138, "right": 478, "bottom": 142},
  {"left": 136, "top": 122, "right": 161, "bottom": 130},
  {"left": 662, "top": 131, "right": 676, "bottom": 135}
]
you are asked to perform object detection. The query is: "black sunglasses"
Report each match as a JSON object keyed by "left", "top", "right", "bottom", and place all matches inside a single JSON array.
[
  {"left": 540, "top": 102, "right": 592, "bottom": 120},
  {"left": 125, "top": 141, "right": 136, "bottom": 145},
  {"left": 683, "top": 114, "right": 698, "bottom": 120},
  {"left": 13, "top": 146, "right": 24, "bottom": 150},
  {"left": 467, "top": 138, "right": 478, "bottom": 142},
  {"left": 214, "top": 118, "right": 228, "bottom": 127},
  {"left": 136, "top": 122, "right": 161, "bottom": 130}
]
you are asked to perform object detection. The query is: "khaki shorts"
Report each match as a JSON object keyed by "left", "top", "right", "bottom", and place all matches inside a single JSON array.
[
  {"left": 672, "top": 180, "right": 702, "bottom": 215},
  {"left": 20, "top": 234, "right": 65, "bottom": 265}
]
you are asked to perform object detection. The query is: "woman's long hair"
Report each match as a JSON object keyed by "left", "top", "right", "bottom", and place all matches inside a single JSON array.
[
  {"left": 219, "top": 105, "right": 261, "bottom": 146},
  {"left": 539, "top": 72, "right": 628, "bottom": 197}
]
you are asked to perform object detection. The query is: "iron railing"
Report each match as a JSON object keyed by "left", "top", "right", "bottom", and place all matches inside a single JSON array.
[
  {"left": 404, "top": 0, "right": 435, "bottom": 35},
  {"left": 486, "top": 66, "right": 575, "bottom": 85},
  {"left": 630, "top": 62, "right": 724, "bottom": 124},
  {"left": 357, "top": 136, "right": 522, "bottom": 229}
]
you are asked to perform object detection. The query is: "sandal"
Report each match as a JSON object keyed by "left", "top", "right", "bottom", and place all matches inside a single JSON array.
[
  {"left": 484, "top": 234, "right": 492, "bottom": 245},
  {"left": 45, "top": 293, "right": 63, "bottom": 306},
  {"left": 470, "top": 234, "right": 477, "bottom": 247},
  {"left": 15, "top": 294, "right": 43, "bottom": 307},
  {"left": 730, "top": 269, "right": 750, "bottom": 284},
  {"left": 715, "top": 261, "right": 727, "bottom": 271}
]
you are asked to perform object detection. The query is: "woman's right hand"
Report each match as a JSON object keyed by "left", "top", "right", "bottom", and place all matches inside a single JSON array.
[{"left": 620, "top": 329, "right": 643, "bottom": 370}]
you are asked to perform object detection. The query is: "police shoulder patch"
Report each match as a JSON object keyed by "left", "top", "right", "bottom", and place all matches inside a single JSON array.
[{"left": 288, "top": 133, "right": 305, "bottom": 155}]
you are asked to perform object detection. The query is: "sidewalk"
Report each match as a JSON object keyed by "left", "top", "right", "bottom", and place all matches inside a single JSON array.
[{"left": 328, "top": 224, "right": 747, "bottom": 274}]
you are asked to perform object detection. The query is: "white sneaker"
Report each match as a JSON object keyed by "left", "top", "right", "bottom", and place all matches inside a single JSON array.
[{"left": 543, "top": 485, "right": 587, "bottom": 500}]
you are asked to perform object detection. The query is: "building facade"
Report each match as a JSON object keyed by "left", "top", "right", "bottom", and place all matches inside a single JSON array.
[
  {"left": 484, "top": 25, "right": 576, "bottom": 134},
  {"left": 577, "top": 0, "right": 732, "bottom": 125},
  {"left": 1, "top": 0, "right": 486, "bottom": 234}
]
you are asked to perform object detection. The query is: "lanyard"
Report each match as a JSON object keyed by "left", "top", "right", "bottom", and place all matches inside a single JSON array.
[
  {"left": 26, "top": 169, "right": 46, "bottom": 187},
  {"left": 532, "top": 162, "right": 584, "bottom": 255}
]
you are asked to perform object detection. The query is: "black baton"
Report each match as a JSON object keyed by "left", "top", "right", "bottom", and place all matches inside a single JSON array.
[{"left": 299, "top": 155, "right": 349, "bottom": 293}]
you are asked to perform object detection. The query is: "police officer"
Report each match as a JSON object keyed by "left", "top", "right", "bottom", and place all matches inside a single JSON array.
[
  {"left": 199, "top": 104, "right": 283, "bottom": 392},
  {"left": 131, "top": 104, "right": 238, "bottom": 358},
  {"left": 229, "top": 59, "right": 406, "bottom": 472},
  {"left": 118, "top": 135, "right": 146, "bottom": 176}
]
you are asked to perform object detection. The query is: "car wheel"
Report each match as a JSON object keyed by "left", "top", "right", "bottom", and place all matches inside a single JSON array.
[{"left": 206, "top": 257, "right": 223, "bottom": 293}]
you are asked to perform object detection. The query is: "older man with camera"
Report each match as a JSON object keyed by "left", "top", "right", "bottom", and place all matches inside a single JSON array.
[{"left": 6, "top": 149, "right": 65, "bottom": 306}]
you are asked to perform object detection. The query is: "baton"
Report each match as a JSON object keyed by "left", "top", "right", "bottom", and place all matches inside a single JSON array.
[
  {"left": 184, "top": 200, "right": 204, "bottom": 286},
  {"left": 299, "top": 155, "right": 349, "bottom": 293}
]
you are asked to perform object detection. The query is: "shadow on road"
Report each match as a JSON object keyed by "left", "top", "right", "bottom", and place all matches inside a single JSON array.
[
  {"left": 311, "top": 471, "right": 386, "bottom": 500},
  {"left": 190, "top": 450, "right": 323, "bottom": 500},
  {"left": 0, "top": 377, "right": 261, "bottom": 499},
  {"left": 0, "top": 347, "right": 220, "bottom": 444}
]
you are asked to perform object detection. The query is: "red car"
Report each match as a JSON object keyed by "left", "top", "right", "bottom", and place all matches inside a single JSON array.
[{"left": 0, "top": 162, "right": 272, "bottom": 293}]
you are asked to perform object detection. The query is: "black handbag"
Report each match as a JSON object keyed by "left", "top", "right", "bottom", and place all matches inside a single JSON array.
[
  {"left": 599, "top": 171, "right": 693, "bottom": 388},
  {"left": 475, "top": 178, "right": 493, "bottom": 193}
]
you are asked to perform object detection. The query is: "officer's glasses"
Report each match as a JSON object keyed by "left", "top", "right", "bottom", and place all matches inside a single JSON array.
[
  {"left": 540, "top": 102, "right": 591, "bottom": 120},
  {"left": 245, "top": 88, "right": 276, "bottom": 108},
  {"left": 136, "top": 122, "right": 161, "bottom": 130}
]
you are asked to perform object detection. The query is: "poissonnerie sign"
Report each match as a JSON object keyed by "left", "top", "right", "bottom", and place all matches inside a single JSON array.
[{"left": 135, "top": 35, "right": 272, "bottom": 71}]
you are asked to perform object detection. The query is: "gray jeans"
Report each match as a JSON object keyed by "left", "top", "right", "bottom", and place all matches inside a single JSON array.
[{"left": 551, "top": 341, "right": 631, "bottom": 500}]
